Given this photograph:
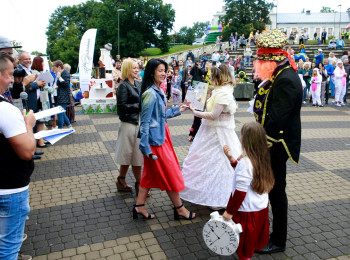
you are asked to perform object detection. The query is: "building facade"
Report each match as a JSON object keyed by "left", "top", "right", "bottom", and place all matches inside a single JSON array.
[{"left": 269, "top": 12, "right": 350, "bottom": 39}]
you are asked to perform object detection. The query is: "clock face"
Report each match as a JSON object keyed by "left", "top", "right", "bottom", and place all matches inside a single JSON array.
[{"left": 203, "top": 220, "right": 239, "bottom": 256}]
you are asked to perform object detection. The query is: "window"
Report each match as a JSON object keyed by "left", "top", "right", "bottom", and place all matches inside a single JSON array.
[
  {"left": 316, "top": 28, "right": 321, "bottom": 37},
  {"left": 328, "top": 28, "right": 333, "bottom": 37}
]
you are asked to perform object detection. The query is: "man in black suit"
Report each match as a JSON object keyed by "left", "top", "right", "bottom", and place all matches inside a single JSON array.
[
  {"left": 252, "top": 29, "right": 302, "bottom": 254},
  {"left": 321, "top": 29, "right": 327, "bottom": 44}
]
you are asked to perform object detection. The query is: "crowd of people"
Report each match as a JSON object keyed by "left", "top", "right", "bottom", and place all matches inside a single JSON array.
[
  {"left": 0, "top": 26, "right": 348, "bottom": 260},
  {"left": 294, "top": 49, "right": 350, "bottom": 106},
  {"left": 109, "top": 29, "right": 303, "bottom": 259},
  {"left": 0, "top": 35, "right": 77, "bottom": 260}
]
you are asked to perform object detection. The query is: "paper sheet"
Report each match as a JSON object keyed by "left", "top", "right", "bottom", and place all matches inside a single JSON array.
[
  {"left": 36, "top": 71, "right": 54, "bottom": 84},
  {"left": 34, "top": 106, "right": 65, "bottom": 120},
  {"left": 184, "top": 81, "right": 209, "bottom": 111},
  {"left": 34, "top": 129, "right": 75, "bottom": 145}
]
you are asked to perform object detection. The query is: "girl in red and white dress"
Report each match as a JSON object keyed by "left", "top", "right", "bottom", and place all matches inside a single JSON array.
[{"left": 222, "top": 121, "right": 275, "bottom": 260}]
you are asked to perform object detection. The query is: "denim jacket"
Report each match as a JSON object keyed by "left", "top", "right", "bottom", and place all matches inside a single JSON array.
[{"left": 138, "top": 85, "right": 181, "bottom": 155}]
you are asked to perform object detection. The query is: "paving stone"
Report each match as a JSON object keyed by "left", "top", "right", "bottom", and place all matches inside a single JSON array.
[{"left": 24, "top": 105, "right": 350, "bottom": 260}]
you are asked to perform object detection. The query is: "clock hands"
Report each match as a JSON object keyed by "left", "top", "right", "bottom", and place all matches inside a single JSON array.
[
  {"left": 209, "top": 236, "right": 220, "bottom": 246},
  {"left": 208, "top": 224, "right": 220, "bottom": 239}
]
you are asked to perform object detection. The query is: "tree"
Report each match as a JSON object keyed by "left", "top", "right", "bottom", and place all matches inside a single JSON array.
[
  {"left": 11, "top": 40, "right": 23, "bottom": 53},
  {"left": 31, "top": 51, "right": 47, "bottom": 56},
  {"left": 220, "top": 0, "right": 274, "bottom": 40},
  {"left": 176, "top": 21, "right": 210, "bottom": 45},
  {"left": 46, "top": 0, "right": 175, "bottom": 70},
  {"left": 192, "top": 21, "right": 210, "bottom": 38},
  {"left": 177, "top": 27, "right": 195, "bottom": 45},
  {"left": 320, "top": 6, "right": 335, "bottom": 13}
]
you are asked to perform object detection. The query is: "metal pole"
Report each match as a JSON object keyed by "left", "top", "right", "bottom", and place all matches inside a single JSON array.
[
  {"left": 339, "top": 5, "right": 342, "bottom": 38},
  {"left": 118, "top": 11, "right": 120, "bottom": 55},
  {"left": 334, "top": 12, "right": 336, "bottom": 37},
  {"left": 117, "top": 9, "right": 125, "bottom": 56},
  {"left": 276, "top": 0, "right": 278, "bottom": 29}
]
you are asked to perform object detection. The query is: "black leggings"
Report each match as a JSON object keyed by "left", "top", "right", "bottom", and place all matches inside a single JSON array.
[{"left": 166, "top": 81, "right": 171, "bottom": 100}]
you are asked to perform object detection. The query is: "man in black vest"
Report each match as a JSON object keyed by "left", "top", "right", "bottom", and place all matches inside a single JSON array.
[
  {"left": 252, "top": 30, "right": 302, "bottom": 254},
  {"left": 0, "top": 52, "right": 36, "bottom": 259}
]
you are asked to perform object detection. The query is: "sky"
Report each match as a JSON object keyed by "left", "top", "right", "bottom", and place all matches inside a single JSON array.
[{"left": 1, "top": 0, "right": 348, "bottom": 54}]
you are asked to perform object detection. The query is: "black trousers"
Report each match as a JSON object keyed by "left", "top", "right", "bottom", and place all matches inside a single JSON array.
[
  {"left": 325, "top": 81, "right": 330, "bottom": 104},
  {"left": 181, "top": 83, "right": 187, "bottom": 103},
  {"left": 322, "top": 37, "right": 326, "bottom": 44},
  {"left": 269, "top": 143, "right": 289, "bottom": 247},
  {"left": 166, "top": 81, "right": 171, "bottom": 100}
]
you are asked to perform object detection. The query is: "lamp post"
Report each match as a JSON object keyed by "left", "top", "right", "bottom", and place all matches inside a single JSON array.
[
  {"left": 275, "top": 0, "right": 278, "bottom": 29},
  {"left": 333, "top": 11, "right": 336, "bottom": 37},
  {"left": 117, "top": 9, "right": 125, "bottom": 56},
  {"left": 338, "top": 5, "right": 342, "bottom": 38}
]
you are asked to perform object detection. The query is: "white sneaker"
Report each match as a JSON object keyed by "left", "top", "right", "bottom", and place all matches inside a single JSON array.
[
  {"left": 302, "top": 101, "right": 306, "bottom": 104},
  {"left": 340, "top": 103, "right": 345, "bottom": 106},
  {"left": 336, "top": 103, "right": 341, "bottom": 107},
  {"left": 52, "top": 126, "right": 58, "bottom": 129}
]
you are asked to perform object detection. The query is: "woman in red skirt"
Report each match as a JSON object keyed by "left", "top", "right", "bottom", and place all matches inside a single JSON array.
[{"left": 134, "top": 58, "right": 195, "bottom": 220}]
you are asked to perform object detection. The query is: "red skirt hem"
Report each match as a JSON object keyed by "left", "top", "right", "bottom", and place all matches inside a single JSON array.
[
  {"left": 140, "top": 123, "right": 185, "bottom": 192},
  {"left": 233, "top": 207, "right": 269, "bottom": 258}
]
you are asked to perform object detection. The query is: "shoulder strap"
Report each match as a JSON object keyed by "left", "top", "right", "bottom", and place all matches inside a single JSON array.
[{"left": 0, "top": 96, "right": 10, "bottom": 103}]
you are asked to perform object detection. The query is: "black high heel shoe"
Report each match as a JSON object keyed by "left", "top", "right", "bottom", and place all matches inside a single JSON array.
[
  {"left": 132, "top": 204, "right": 154, "bottom": 219},
  {"left": 173, "top": 204, "right": 195, "bottom": 220}
]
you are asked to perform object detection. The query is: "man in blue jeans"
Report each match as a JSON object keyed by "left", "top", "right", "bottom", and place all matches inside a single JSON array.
[{"left": 0, "top": 52, "right": 36, "bottom": 260}]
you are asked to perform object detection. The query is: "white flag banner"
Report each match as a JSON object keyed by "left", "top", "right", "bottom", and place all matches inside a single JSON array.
[{"left": 79, "top": 29, "right": 97, "bottom": 93}]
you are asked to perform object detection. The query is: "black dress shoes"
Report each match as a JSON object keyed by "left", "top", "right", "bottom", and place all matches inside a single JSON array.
[
  {"left": 255, "top": 240, "right": 285, "bottom": 254},
  {"left": 35, "top": 151, "right": 44, "bottom": 156},
  {"left": 32, "top": 155, "right": 41, "bottom": 160}
]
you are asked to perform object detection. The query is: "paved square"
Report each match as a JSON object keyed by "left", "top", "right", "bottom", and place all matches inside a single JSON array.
[{"left": 21, "top": 102, "right": 350, "bottom": 260}]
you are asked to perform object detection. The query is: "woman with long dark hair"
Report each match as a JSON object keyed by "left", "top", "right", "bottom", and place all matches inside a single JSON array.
[
  {"left": 31, "top": 56, "right": 54, "bottom": 147},
  {"left": 134, "top": 58, "right": 196, "bottom": 220}
]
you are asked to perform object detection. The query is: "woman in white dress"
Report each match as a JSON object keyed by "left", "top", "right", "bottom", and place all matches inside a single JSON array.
[{"left": 180, "top": 64, "right": 242, "bottom": 208}]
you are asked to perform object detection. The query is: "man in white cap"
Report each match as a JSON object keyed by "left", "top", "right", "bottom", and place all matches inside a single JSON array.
[
  {"left": 314, "top": 49, "right": 324, "bottom": 67},
  {"left": 0, "top": 35, "right": 22, "bottom": 56}
]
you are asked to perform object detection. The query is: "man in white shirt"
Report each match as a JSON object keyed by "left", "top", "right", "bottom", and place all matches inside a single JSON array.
[
  {"left": 211, "top": 50, "right": 220, "bottom": 62},
  {"left": 0, "top": 51, "right": 36, "bottom": 260},
  {"left": 224, "top": 60, "right": 235, "bottom": 79}
]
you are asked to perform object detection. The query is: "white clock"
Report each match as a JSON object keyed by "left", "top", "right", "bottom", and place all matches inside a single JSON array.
[{"left": 203, "top": 211, "right": 243, "bottom": 256}]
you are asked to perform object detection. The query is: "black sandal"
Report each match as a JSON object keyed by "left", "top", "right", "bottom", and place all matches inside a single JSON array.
[
  {"left": 173, "top": 204, "right": 195, "bottom": 220},
  {"left": 132, "top": 204, "right": 154, "bottom": 219}
]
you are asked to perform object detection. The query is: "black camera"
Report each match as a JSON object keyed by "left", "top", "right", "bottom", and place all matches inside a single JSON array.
[{"left": 13, "top": 68, "right": 26, "bottom": 77}]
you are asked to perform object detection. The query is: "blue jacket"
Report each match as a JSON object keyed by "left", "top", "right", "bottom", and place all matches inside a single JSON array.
[
  {"left": 314, "top": 53, "right": 324, "bottom": 66},
  {"left": 138, "top": 85, "right": 181, "bottom": 155},
  {"left": 325, "top": 64, "right": 334, "bottom": 76}
]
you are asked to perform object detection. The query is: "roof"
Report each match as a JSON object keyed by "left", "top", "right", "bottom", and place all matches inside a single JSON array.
[{"left": 276, "top": 12, "right": 350, "bottom": 24}]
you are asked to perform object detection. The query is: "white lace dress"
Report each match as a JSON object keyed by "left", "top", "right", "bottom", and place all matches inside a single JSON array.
[{"left": 180, "top": 84, "right": 242, "bottom": 207}]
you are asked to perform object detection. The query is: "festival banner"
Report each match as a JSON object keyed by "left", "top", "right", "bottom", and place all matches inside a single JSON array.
[{"left": 79, "top": 29, "right": 97, "bottom": 93}]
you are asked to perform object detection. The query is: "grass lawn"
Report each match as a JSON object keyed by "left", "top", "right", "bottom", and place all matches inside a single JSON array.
[{"left": 140, "top": 44, "right": 213, "bottom": 58}]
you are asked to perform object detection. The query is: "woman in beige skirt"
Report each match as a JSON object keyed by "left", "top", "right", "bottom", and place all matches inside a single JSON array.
[{"left": 114, "top": 58, "right": 143, "bottom": 194}]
